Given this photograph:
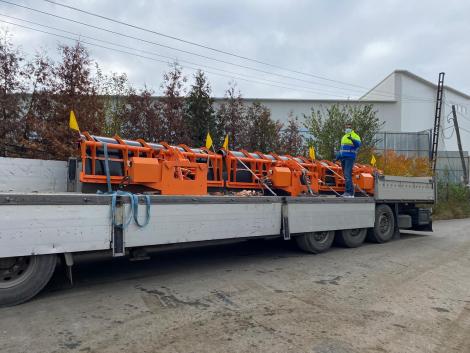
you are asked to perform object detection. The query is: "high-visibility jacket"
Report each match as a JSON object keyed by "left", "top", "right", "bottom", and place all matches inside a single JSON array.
[{"left": 339, "top": 131, "right": 361, "bottom": 159}]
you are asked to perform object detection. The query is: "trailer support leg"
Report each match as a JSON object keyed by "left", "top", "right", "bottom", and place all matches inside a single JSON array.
[
  {"left": 64, "top": 253, "right": 74, "bottom": 285},
  {"left": 281, "top": 203, "right": 290, "bottom": 240},
  {"left": 112, "top": 198, "right": 125, "bottom": 257}
]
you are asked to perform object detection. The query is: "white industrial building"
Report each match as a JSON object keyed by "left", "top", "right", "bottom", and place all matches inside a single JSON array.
[{"left": 215, "top": 70, "right": 470, "bottom": 153}]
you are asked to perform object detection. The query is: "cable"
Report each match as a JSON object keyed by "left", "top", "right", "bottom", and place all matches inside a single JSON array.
[
  {"left": 0, "top": 0, "right": 437, "bottom": 102},
  {"left": 0, "top": 0, "right": 373, "bottom": 97},
  {"left": 1, "top": 15, "right": 440, "bottom": 103},
  {"left": 0, "top": 19, "right": 360, "bottom": 98},
  {"left": 41, "top": 0, "right": 411, "bottom": 92},
  {"left": 42, "top": 0, "right": 451, "bottom": 103},
  {"left": 0, "top": 14, "right": 365, "bottom": 98}
]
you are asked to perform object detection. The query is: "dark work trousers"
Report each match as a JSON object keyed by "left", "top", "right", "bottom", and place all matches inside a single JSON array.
[{"left": 341, "top": 158, "right": 355, "bottom": 195}]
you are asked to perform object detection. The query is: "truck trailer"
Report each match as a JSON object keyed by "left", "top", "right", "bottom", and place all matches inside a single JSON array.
[{"left": 0, "top": 135, "right": 435, "bottom": 306}]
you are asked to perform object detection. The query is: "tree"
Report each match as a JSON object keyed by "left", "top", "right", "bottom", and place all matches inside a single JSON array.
[
  {"left": 20, "top": 50, "right": 56, "bottom": 158},
  {"left": 39, "top": 42, "right": 106, "bottom": 159},
  {"left": 215, "top": 82, "right": 248, "bottom": 150},
  {"left": 159, "top": 62, "right": 189, "bottom": 144},
  {"left": 246, "top": 101, "right": 282, "bottom": 153},
  {"left": 304, "top": 103, "right": 381, "bottom": 162},
  {"left": 120, "top": 87, "right": 167, "bottom": 142},
  {"left": 184, "top": 70, "right": 215, "bottom": 146},
  {"left": 348, "top": 104, "right": 382, "bottom": 162},
  {"left": 0, "top": 30, "right": 27, "bottom": 155},
  {"left": 280, "top": 116, "right": 304, "bottom": 156},
  {"left": 97, "top": 70, "right": 132, "bottom": 137}
]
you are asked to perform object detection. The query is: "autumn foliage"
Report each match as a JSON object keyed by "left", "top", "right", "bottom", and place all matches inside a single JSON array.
[
  {"left": 374, "top": 150, "right": 432, "bottom": 177},
  {"left": 1, "top": 31, "right": 310, "bottom": 160}
]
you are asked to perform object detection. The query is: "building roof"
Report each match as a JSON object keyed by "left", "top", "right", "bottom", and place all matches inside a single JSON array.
[
  {"left": 212, "top": 97, "right": 395, "bottom": 104},
  {"left": 361, "top": 70, "right": 470, "bottom": 100}
]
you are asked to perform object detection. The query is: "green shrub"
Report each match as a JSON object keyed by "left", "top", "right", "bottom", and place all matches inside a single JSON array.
[{"left": 433, "top": 182, "right": 470, "bottom": 220}]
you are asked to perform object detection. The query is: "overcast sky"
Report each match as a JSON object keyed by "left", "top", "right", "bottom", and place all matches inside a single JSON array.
[{"left": 1, "top": 0, "right": 469, "bottom": 99}]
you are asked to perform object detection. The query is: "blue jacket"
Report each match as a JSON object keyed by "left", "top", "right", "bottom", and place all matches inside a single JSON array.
[{"left": 339, "top": 131, "right": 361, "bottom": 159}]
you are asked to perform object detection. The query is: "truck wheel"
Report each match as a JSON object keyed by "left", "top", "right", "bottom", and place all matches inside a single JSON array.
[
  {"left": 0, "top": 255, "right": 57, "bottom": 307},
  {"left": 336, "top": 228, "right": 367, "bottom": 248},
  {"left": 367, "top": 204, "right": 395, "bottom": 243},
  {"left": 295, "top": 231, "right": 335, "bottom": 254}
]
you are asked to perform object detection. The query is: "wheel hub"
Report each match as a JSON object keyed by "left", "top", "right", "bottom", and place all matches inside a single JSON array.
[
  {"left": 0, "top": 256, "right": 36, "bottom": 289},
  {"left": 350, "top": 229, "right": 362, "bottom": 237},
  {"left": 379, "top": 214, "right": 391, "bottom": 234},
  {"left": 313, "top": 231, "right": 329, "bottom": 243}
]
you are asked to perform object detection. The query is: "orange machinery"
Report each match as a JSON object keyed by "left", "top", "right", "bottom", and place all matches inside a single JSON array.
[
  {"left": 80, "top": 133, "right": 223, "bottom": 195},
  {"left": 79, "top": 132, "right": 376, "bottom": 196}
]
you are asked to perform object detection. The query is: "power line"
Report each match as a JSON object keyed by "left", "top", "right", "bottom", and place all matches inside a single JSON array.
[
  {"left": 0, "top": 0, "right": 437, "bottom": 102},
  {"left": 0, "top": 13, "right": 366, "bottom": 98},
  {"left": 0, "top": 0, "right": 372, "bottom": 97},
  {"left": 6, "top": 12, "right": 454, "bottom": 107},
  {"left": 0, "top": 19, "right": 359, "bottom": 98},
  {"left": 45, "top": 0, "right": 444, "bottom": 103},
  {"left": 45, "top": 0, "right": 440, "bottom": 102},
  {"left": 41, "top": 0, "right": 402, "bottom": 93}
]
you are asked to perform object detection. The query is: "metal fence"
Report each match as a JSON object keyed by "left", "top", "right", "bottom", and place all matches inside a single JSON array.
[
  {"left": 374, "top": 131, "right": 469, "bottom": 184},
  {"left": 374, "top": 131, "right": 431, "bottom": 158},
  {"left": 436, "top": 151, "right": 470, "bottom": 184}
]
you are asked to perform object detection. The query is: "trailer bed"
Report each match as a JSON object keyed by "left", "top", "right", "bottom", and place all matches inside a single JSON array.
[{"left": 0, "top": 193, "right": 374, "bottom": 258}]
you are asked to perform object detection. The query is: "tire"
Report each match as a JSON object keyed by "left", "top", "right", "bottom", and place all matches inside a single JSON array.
[
  {"left": 0, "top": 254, "right": 57, "bottom": 307},
  {"left": 367, "top": 204, "right": 395, "bottom": 243},
  {"left": 336, "top": 228, "right": 367, "bottom": 248},
  {"left": 295, "top": 231, "right": 335, "bottom": 254}
]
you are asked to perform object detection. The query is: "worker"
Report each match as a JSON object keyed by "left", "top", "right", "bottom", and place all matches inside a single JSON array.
[{"left": 337, "top": 122, "right": 361, "bottom": 197}]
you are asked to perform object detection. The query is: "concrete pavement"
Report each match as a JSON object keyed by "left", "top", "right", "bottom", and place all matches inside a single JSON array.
[{"left": 0, "top": 219, "right": 469, "bottom": 353}]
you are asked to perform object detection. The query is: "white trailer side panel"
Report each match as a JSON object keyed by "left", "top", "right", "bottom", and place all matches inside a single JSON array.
[
  {"left": 0, "top": 158, "right": 67, "bottom": 193},
  {"left": 287, "top": 201, "right": 375, "bottom": 234},
  {"left": 0, "top": 205, "right": 111, "bottom": 257},
  {"left": 375, "top": 176, "right": 434, "bottom": 202},
  {"left": 125, "top": 202, "right": 282, "bottom": 247}
]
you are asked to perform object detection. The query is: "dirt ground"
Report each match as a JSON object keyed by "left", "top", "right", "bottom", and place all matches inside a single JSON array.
[{"left": 1, "top": 219, "right": 469, "bottom": 353}]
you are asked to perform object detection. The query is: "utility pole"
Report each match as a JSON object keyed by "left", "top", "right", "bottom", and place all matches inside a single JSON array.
[
  {"left": 430, "top": 72, "right": 445, "bottom": 174},
  {"left": 451, "top": 105, "right": 469, "bottom": 185}
]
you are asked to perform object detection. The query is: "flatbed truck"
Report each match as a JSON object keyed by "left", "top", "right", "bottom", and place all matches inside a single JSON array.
[{"left": 0, "top": 157, "right": 434, "bottom": 306}]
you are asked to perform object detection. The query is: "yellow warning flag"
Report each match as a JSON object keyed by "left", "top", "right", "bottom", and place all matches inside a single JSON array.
[
  {"left": 222, "top": 135, "right": 229, "bottom": 150},
  {"left": 371, "top": 154, "right": 377, "bottom": 166},
  {"left": 205, "top": 132, "right": 213, "bottom": 149},
  {"left": 309, "top": 146, "right": 316, "bottom": 161},
  {"left": 69, "top": 110, "right": 80, "bottom": 132}
]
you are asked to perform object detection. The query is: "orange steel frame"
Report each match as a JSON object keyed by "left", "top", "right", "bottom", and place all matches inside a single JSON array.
[
  {"left": 222, "top": 149, "right": 273, "bottom": 190},
  {"left": 79, "top": 132, "right": 377, "bottom": 196},
  {"left": 80, "top": 133, "right": 224, "bottom": 190}
]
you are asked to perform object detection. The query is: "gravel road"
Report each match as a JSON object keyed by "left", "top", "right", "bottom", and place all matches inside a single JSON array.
[{"left": 1, "top": 219, "right": 469, "bottom": 353}]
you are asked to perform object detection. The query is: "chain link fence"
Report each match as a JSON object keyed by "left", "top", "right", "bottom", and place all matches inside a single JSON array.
[
  {"left": 374, "top": 131, "right": 431, "bottom": 158},
  {"left": 436, "top": 151, "right": 470, "bottom": 184},
  {"left": 374, "top": 130, "right": 469, "bottom": 184}
]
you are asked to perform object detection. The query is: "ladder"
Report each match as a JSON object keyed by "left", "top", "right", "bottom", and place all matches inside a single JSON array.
[{"left": 430, "top": 72, "right": 445, "bottom": 173}]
